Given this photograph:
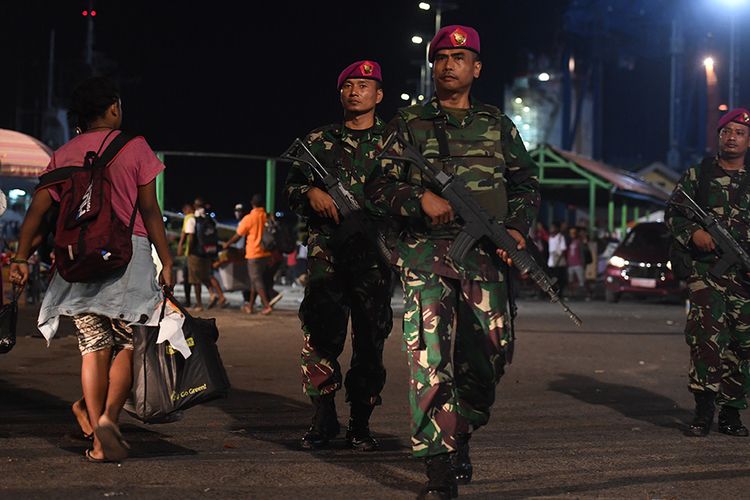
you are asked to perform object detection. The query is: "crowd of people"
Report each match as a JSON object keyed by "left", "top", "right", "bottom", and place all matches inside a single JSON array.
[
  {"left": 530, "top": 220, "right": 619, "bottom": 300},
  {"left": 174, "top": 196, "right": 306, "bottom": 315}
]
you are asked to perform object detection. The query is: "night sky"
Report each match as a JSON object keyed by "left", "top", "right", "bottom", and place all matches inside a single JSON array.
[{"left": 0, "top": 0, "right": 747, "bottom": 217}]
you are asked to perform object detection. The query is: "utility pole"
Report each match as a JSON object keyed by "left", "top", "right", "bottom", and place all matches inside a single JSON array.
[
  {"left": 667, "top": 19, "right": 684, "bottom": 169},
  {"left": 84, "top": 0, "right": 95, "bottom": 73}
]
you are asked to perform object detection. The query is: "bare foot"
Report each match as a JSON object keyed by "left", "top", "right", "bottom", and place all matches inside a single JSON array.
[
  {"left": 94, "top": 414, "right": 129, "bottom": 462},
  {"left": 260, "top": 307, "right": 272, "bottom": 315},
  {"left": 72, "top": 399, "right": 93, "bottom": 438}
]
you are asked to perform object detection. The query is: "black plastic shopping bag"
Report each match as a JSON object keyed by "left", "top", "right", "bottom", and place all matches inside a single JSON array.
[
  {"left": 124, "top": 324, "right": 179, "bottom": 423},
  {"left": 125, "top": 294, "right": 231, "bottom": 423},
  {"left": 0, "top": 289, "right": 19, "bottom": 354}
]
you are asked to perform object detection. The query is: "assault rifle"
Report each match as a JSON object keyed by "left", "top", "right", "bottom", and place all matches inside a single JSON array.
[
  {"left": 377, "top": 132, "right": 582, "bottom": 326},
  {"left": 670, "top": 185, "right": 750, "bottom": 278},
  {"left": 281, "top": 138, "right": 392, "bottom": 265}
]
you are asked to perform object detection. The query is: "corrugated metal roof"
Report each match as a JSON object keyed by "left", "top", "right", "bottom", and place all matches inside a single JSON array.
[{"left": 549, "top": 145, "right": 670, "bottom": 201}]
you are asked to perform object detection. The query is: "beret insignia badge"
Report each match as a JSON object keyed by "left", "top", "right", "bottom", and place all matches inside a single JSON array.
[
  {"left": 361, "top": 62, "right": 373, "bottom": 76},
  {"left": 451, "top": 28, "right": 467, "bottom": 46}
]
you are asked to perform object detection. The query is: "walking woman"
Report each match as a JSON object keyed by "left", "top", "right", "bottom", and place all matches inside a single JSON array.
[{"left": 10, "top": 77, "right": 173, "bottom": 462}]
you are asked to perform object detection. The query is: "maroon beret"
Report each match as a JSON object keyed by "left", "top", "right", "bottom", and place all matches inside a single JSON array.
[
  {"left": 337, "top": 60, "right": 382, "bottom": 90},
  {"left": 428, "top": 25, "right": 480, "bottom": 63},
  {"left": 717, "top": 107, "right": 750, "bottom": 131}
]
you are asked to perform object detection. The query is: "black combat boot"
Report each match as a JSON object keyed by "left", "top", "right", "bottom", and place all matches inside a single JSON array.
[
  {"left": 300, "top": 394, "right": 340, "bottom": 450},
  {"left": 718, "top": 406, "right": 750, "bottom": 437},
  {"left": 417, "top": 453, "right": 458, "bottom": 499},
  {"left": 685, "top": 391, "right": 716, "bottom": 437},
  {"left": 451, "top": 432, "right": 473, "bottom": 484},
  {"left": 346, "top": 402, "right": 378, "bottom": 452}
]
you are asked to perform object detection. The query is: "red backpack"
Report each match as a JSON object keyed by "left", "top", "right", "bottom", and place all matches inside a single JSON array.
[{"left": 37, "top": 131, "right": 138, "bottom": 283}]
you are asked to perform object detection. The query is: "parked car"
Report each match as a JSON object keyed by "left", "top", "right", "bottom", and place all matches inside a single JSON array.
[{"left": 603, "top": 222, "right": 685, "bottom": 302}]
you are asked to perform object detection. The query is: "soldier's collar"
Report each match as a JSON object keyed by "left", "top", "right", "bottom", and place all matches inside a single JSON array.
[
  {"left": 339, "top": 115, "right": 385, "bottom": 142},
  {"left": 418, "top": 96, "right": 492, "bottom": 121}
]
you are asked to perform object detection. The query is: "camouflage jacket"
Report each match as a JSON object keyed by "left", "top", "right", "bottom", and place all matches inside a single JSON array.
[
  {"left": 285, "top": 117, "right": 387, "bottom": 263},
  {"left": 366, "top": 97, "right": 540, "bottom": 281},
  {"left": 666, "top": 157, "right": 750, "bottom": 270}
]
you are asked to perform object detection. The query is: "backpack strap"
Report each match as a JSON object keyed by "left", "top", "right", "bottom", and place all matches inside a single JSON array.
[
  {"left": 92, "top": 131, "right": 134, "bottom": 169},
  {"left": 36, "top": 132, "right": 136, "bottom": 191}
]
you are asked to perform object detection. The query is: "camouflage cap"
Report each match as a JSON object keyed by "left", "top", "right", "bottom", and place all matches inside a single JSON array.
[
  {"left": 428, "top": 25, "right": 480, "bottom": 62},
  {"left": 337, "top": 60, "right": 382, "bottom": 90},
  {"left": 718, "top": 108, "right": 750, "bottom": 131}
]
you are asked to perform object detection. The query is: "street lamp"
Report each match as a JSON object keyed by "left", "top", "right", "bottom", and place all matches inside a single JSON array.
[
  {"left": 703, "top": 56, "right": 715, "bottom": 70},
  {"left": 411, "top": 35, "right": 423, "bottom": 44},
  {"left": 418, "top": 2, "right": 431, "bottom": 10},
  {"left": 538, "top": 72, "right": 551, "bottom": 82},
  {"left": 401, "top": 93, "right": 411, "bottom": 101}
]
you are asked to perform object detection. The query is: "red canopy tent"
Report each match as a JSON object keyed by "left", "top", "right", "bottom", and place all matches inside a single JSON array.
[{"left": 0, "top": 129, "right": 52, "bottom": 178}]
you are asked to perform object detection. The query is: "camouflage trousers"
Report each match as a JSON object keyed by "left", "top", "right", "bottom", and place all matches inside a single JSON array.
[
  {"left": 401, "top": 268, "right": 509, "bottom": 457},
  {"left": 686, "top": 263, "right": 750, "bottom": 409},
  {"left": 299, "top": 256, "right": 393, "bottom": 405}
]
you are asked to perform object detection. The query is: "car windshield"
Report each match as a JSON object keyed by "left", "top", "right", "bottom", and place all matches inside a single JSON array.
[{"left": 620, "top": 224, "right": 670, "bottom": 252}]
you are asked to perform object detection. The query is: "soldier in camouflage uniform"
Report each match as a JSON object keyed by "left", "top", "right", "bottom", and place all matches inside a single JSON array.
[
  {"left": 667, "top": 108, "right": 750, "bottom": 438},
  {"left": 366, "top": 26, "right": 539, "bottom": 499},
  {"left": 285, "top": 60, "right": 393, "bottom": 452}
]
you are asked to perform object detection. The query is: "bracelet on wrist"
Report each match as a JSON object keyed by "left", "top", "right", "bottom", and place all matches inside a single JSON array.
[{"left": 11, "top": 258, "right": 28, "bottom": 264}]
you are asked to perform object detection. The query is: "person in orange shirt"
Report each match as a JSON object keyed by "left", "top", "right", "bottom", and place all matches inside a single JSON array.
[{"left": 223, "top": 194, "right": 272, "bottom": 314}]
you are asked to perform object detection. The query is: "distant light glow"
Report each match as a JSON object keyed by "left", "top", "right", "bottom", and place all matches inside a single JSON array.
[
  {"left": 523, "top": 106, "right": 531, "bottom": 113},
  {"left": 8, "top": 189, "right": 26, "bottom": 198},
  {"left": 514, "top": 97, "right": 523, "bottom": 104},
  {"left": 703, "top": 57, "right": 715, "bottom": 70},
  {"left": 538, "top": 72, "right": 551, "bottom": 82},
  {"left": 90, "top": 10, "right": 96, "bottom": 16},
  {"left": 419, "top": 2, "right": 431, "bottom": 10},
  {"left": 418, "top": 94, "right": 425, "bottom": 101},
  {"left": 82, "top": 10, "right": 88, "bottom": 16},
  {"left": 522, "top": 124, "right": 530, "bottom": 131},
  {"left": 400, "top": 93, "right": 410, "bottom": 101},
  {"left": 716, "top": 0, "right": 747, "bottom": 7},
  {"left": 411, "top": 35, "right": 423, "bottom": 44},
  {"left": 514, "top": 115, "right": 523, "bottom": 122},
  {"left": 568, "top": 56, "right": 576, "bottom": 73},
  {"left": 719, "top": 103, "right": 729, "bottom": 111}
]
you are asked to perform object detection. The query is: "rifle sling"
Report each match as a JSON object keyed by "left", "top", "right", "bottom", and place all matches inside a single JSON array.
[{"left": 432, "top": 115, "right": 451, "bottom": 160}]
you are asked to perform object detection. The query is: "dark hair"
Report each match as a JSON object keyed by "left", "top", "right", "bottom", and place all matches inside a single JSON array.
[
  {"left": 251, "top": 194, "right": 264, "bottom": 207},
  {"left": 68, "top": 76, "right": 120, "bottom": 131}
]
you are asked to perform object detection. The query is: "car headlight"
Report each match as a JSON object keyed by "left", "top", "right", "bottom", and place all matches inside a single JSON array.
[
  {"left": 666, "top": 260, "right": 672, "bottom": 270},
  {"left": 608, "top": 255, "right": 629, "bottom": 268}
]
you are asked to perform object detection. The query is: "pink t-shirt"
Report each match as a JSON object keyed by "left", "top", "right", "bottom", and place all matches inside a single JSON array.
[
  {"left": 42, "top": 130, "right": 165, "bottom": 237},
  {"left": 567, "top": 239, "right": 583, "bottom": 267}
]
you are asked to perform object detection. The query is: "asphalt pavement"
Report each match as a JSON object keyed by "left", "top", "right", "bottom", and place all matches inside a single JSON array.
[{"left": 2, "top": 289, "right": 750, "bottom": 499}]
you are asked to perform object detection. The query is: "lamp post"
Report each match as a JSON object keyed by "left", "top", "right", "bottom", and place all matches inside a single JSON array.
[
  {"left": 416, "top": 2, "right": 457, "bottom": 98},
  {"left": 704, "top": 56, "right": 720, "bottom": 152}
]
